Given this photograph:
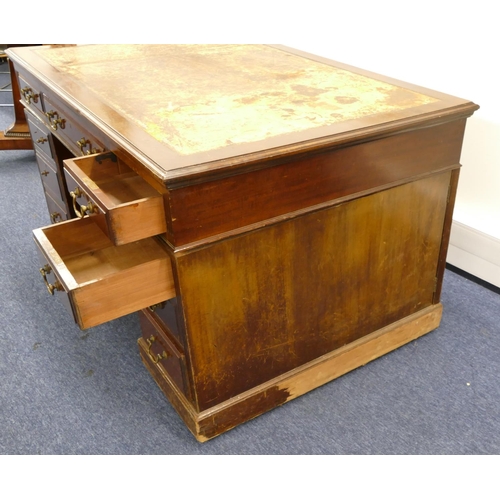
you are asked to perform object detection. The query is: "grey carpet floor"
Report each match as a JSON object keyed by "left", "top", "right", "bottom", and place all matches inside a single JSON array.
[{"left": 1, "top": 83, "right": 499, "bottom": 455}]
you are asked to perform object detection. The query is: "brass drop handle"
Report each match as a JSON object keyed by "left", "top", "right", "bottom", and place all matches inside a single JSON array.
[
  {"left": 145, "top": 335, "right": 169, "bottom": 364},
  {"left": 50, "top": 212, "right": 62, "bottom": 224},
  {"left": 45, "top": 110, "right": 66, "bottom": 131},
  {"left": 39, "top": 264, "right": 63, "bottom": 295},
  {"left": 76, "top": 137, "right": 101, "bottom": 156},
  {"left": 41, "top": 170, "right": 50, "bottom": 177},
  {"left": 148, "top": 302, "right": 166, "bottom": 312},
  {"left": 21, "top": 86, "right": 39, "bottom": 105},
  {"left": 37, "top": 137, "right": 48, "bottom": 144},
  {"left": 80, "top": 201, "right": 99, "bottom": 217},
  {"left": 70, "top": 187, "right": 84, "bottom": 218},
  {"left": 70, "top": 187, "right": 99, "bottom": 218}
]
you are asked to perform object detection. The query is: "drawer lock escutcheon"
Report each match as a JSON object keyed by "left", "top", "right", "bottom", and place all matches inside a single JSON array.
[
  {"left": 21, "top": 87, "right": 39, "bottom": 105},
  {"left": 70, "top": 187, "right": 99, "bottom": 219},
  {"left": 45, "top": 110, "right": 66, "bottom": 131},
  {"left": 77, "top": 137, "right": 102, "bottom": 156},
  {"left": 39, "top": 264, "right": 63, "bottom": 295},
  {"left": 145, "top": 335, "right": 169, "bottom": 364}
]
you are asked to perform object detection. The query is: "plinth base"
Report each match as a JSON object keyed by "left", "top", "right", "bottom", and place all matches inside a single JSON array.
[{"left": 138, "top": 303, "right": 443, "bottom": 442}]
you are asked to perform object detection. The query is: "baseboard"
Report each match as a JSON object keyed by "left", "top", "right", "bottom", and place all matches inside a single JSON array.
[{"left": 447, "top": 221, "right": 500, "bottom": 289}]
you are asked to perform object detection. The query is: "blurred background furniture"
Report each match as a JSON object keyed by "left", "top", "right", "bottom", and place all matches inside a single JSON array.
[{"left": 0, "top": 44, "right": 35, "bottom": 150}]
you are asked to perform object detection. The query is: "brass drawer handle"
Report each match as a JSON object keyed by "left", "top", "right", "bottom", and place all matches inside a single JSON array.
[
  {"left": 21, "top": 86, "right": 39, "bottom": 105},
  {"left": 70, "top": 187, "right": 99, "bottom": 218},
  {"left": 36, "top": 137, "right": 48, "bottom": 144},
  {"left": 77, "top": 137, "right": 102, "bottom": 156},
  {"left": 50, "top": 212, "right": 62, "bottom": 224},
  {"left": 39, "top": 264, "right": 63, "bottom": 295},
  {"left": 45, "top": 110, "right": 66, "bottom": 131},
  {"left": 41, "top": 170, "right": 50, "bottom": 177},
  {"left": 145, "top": 335, "right": 169, "bottom": 364},
  {"left": 148, "top": 302, "right": 166, "bottom": 312}
]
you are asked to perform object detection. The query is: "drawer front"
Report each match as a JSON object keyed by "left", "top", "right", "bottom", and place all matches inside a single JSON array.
[
  {"left": 44, "top": 192, "right": 69, "bottom": 225},
  {"left": 26, "top": 112, "right": 53, "bottom": 158},
  {"left": 64, "top": 152, "right": 167, "bottom": 245},
  {"left": 64, "top": 169, "right": 105, "bottom": 221},
  {"left": 18, "top": 73, "right": 44, "bottom": 114},
  {"left": 43, "top": 94, "right": 104, "bottom": 157},
  {"left": 139, "top": 309, "right": 189, "bottom": 396},
  {"left": 33, "top": 217, "right": 176, "bottom": 330},
  {"left": 147, "top": 297, "right": 183, "bottom": 346},
  {"left": 35, "top": 243, "right": 75, "bottom": 318},
  {"left": 35, "top": 152, "right": 61, "bottom": 202}
]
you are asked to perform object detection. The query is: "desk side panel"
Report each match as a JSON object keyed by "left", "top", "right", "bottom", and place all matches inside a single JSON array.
[{"left": 176, "top": 172, "right": 451, "bottom": 410}]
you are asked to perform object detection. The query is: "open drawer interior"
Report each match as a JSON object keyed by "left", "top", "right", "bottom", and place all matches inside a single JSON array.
[
  {"left": 64, "top": 152, "right": 167, "bottom": 245},
  {"left": 34, "top": 217, "right": 176, "bottom": 329}
]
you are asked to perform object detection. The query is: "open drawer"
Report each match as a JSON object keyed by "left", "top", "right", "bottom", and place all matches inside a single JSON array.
[
  {"left": 33, "top": 217, "right": 176, "bottom": 330},
  {"left": 63, "top": 152, "right": 166, "bottom": 245}
]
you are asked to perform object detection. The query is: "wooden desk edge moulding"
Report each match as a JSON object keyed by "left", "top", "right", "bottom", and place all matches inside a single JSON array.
[{"left": 7, "top": 44, "right": 479, "bottom": 441}]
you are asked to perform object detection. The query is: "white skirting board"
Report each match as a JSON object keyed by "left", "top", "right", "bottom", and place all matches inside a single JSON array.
[{"left": 447, "top": 221, "right": 500, "bottom": 289}]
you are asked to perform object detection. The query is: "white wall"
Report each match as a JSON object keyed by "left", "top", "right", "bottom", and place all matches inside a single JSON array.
[
  {"left": 284, "top": 10, "right": 498, "bottom": 230},
  {"left": 280, "top": 1, "right": 499, "bottom": 286}
]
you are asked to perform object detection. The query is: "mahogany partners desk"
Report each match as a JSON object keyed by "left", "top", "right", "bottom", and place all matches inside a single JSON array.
[{"left": 7, "top": 45, "right": 478, "bottom": 441}]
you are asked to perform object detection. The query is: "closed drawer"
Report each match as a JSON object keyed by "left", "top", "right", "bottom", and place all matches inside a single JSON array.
[
  {"left": 138, "top": 309, "right": 189, "bottom": 396},
  {"left": 64, "top": 152, "right": 167, "bottom": 245},
  {"left": 18, "top": 73, "right": 44, "bottom": 114},
  {"left": 26, "top": 112, "right": 53, "bottom": 158},
  {"left": 147, "top": 298, "right": 183, "bottom": 346},
  {"left": 43, "top": 94, "right": 104, "bottom": 156},
  {"left": 33, "top": 217, "right": 176, "bottom": 329},
  {"left": 44, "top": 192, "right": 69, "bottom": 224},
  {"left": 35, "top": 152, "right": 61, "bottom": 201}
]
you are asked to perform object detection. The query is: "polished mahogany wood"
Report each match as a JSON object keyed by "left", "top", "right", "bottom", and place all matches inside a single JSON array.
[
  {"left": 175, "top": 173, "right": 451, "bottom": 409},
  {"left": 7, "top": 45, "right": 479, "bottom": 441},
  {"left": 167, "top": 119, "right": 466, "bottom": 247},
  {"left": 140, "top": 304, "right": 443, "bottom": 441}
]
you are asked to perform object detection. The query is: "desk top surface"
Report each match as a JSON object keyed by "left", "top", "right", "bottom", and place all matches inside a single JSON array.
[{"left": 8, "top": 44, "right": 478, "bottom": 185}]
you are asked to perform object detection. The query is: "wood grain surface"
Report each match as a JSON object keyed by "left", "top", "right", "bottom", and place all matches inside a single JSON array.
[{"left": 176, "top": 172, "right": 451, "bottom": 410}]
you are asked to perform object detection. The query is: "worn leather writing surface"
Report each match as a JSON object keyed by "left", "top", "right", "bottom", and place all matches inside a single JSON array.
[{"left": 39, "top": 45, "right": 437, "bottom": 156}]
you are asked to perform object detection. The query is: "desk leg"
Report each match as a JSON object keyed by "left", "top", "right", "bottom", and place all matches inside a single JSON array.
[{"left": 0, "top": 58, "right": 32, "bottom": 150}]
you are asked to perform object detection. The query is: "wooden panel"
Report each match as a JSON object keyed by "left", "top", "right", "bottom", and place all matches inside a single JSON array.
[
  {"left": 176, "top": 172, "right": 451, "bottom": 410},
  {"left": 434, "top": 168, "right": 460, "bottom": 303},
  {"left": 168, "top": 120, "right": 466, "bottom": 246}
]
